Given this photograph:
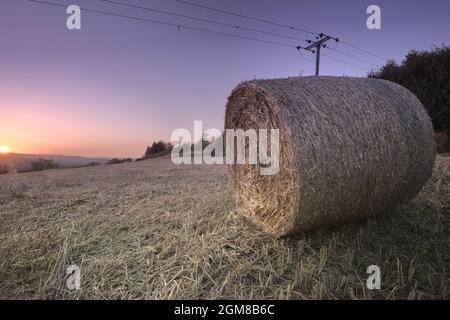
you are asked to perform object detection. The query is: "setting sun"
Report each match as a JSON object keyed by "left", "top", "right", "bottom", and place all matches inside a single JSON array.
[{"left": 0, "top": 145, "right": 11, "bottom": 154}]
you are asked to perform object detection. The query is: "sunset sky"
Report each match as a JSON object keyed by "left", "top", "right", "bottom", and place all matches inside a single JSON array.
[{"left": 1, "top": 0, "right": 449, "bottom": 158}]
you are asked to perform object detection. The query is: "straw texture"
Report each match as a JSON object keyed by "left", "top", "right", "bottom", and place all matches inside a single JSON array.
[{"left": 225, "top": 76, "right": 436, "bottom": 237}]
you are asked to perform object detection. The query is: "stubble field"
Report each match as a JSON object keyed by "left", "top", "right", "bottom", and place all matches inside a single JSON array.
[{"left": 0, "top": 155, "right": 448, "bottom": 299}]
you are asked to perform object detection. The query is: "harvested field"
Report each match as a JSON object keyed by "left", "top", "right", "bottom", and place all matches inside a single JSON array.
[{"left": 0, "top": 155, "right": 449, "bottom": 299}]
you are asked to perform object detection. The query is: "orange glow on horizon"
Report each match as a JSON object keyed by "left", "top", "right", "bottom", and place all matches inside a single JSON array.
[
  {"left": 0, "top": 145, "right": 11, "bottom": 154},
  {"left": 1, "top": 99, "right": 167, "bottom": 158}
]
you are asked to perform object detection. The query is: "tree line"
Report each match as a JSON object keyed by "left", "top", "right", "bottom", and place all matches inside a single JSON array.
[{"left": 369, "top": 45, "right": 450, "bottom": 152}]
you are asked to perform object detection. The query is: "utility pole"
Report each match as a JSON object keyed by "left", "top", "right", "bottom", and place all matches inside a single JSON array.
[{"left": 297, "top": 33, "right": 338, "bottom": 76}]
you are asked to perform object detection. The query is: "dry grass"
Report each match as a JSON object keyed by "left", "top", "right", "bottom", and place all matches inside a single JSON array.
[{"left": 0, "top": 155, "right": 448, "bottom": 299}]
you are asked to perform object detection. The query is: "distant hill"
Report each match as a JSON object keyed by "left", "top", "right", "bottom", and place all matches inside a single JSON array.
[{"left": 0, "top": 153, "right": 109, "bottom": 174}]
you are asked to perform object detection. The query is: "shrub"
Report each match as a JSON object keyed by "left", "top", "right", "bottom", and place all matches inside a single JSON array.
[
  {"left": 85, "top": 161, "right": 101, "bottom": 167},
  {"left": 0, "top": 164, "right": 8, "bottom": 175},
  {"left": 30, "top": 159, "right": 59, "bottom": 172},
  {"left": 106, "top": 158, "right": 132, "bottom": 165},
  {"left": 142, "top": 141, "right": 172, "bottom": 159},
  {"left": 145, "top": 141, "right": 168, "bottom": 158},
  {"left": 369, "top": 45, "right": 450, "bottom": 136}
]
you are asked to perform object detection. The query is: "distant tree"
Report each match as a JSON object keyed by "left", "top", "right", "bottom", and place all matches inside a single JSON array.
[
  {"left": 30, "top": 159, "right": 59, "bottom": 172},
  {"left": 369, "top": 45, "right": 450, "bottom": 135},
  {"left": 435, "top": 132, "right": 450, "bottom": 154},
  {"left": 151, "top": 141, "right": 168, "bottom": 155},
  {"left": 0, "top": 164, "right": 8, "bottom": 175},
  {"left": 106, "top": 158, "right": 132, "bottom": 165},
  {"left": 144, "top": 146, "right": 152, "bottom": 159},
  {"left": 209, "top": 133, "right": 225, "bottom": 157},
  {"left": 143, "top": 141, "right": 171, "bottom": 159},
  {"left": 202, "top": 137, "right": 211, "bottom": 150},
  {"left": 107, "top": 158, "right": 118, "bottom": 165},
  {"left": 85, "top": 162, "right": 101, "bottom": 167}
]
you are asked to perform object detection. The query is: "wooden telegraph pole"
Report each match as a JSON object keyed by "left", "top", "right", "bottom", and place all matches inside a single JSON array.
[{"left": 297, "top": 33, "right": 338, "bottom": 75}]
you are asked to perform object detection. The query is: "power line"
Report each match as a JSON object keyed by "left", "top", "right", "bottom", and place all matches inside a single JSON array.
[
  {"left": 298, "top": 34, "right": 378, "bottom": 71},
  {"left": 298, "top": 35, "right": 335, "bottom": 75},
  {"left": 25, "top": 0, "right": 371, "bottom": 74},
  {"left": 321, "top": 52, "right": 369, "bottom": 72},
  {"left": 100, "top": 0, "right": 382, "bottom": 71},
  {"left": 298, "top": 49, "right": 314, "bottom": 62},
  {"left": 26, "top": 0, "right": 294, "bottom": 48},
  {"left": 340, "top": 40, "right": 388, "bottom": 62},
  {"left": 172, "top": 0, "right": 318, "bottom": 36},
  {"left": 174, "top": 0, "right": 388, "bottom": 64},
  {"left": 325, "top": 47, "right": 379, "bottom": 68},
  {"left": 100, "top": 0, "right": 306, "bottom": 42}
]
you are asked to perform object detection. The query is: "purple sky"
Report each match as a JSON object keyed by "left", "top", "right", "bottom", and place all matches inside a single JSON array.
[{"left": 1, "top": 0, "right": 449, "bottom": 157}]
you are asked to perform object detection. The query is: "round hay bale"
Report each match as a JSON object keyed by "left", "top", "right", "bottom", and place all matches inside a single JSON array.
[{"left": 225, "top": 76, "right": 436, "bottom": 238}]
